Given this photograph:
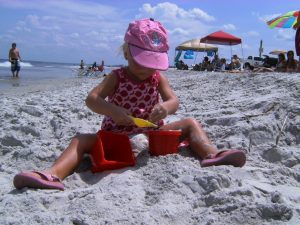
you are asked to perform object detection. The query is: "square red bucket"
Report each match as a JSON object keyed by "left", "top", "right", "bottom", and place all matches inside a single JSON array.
[
  {"left": 148, "top": 130, "right": 182, "bottom": 156},
  {"left": 90, "top": 130, "right": 136, "bottom": 173}
]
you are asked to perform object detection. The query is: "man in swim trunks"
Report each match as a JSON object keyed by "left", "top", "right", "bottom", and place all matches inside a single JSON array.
[{"left": 8, "top": 42, "right": 22, "bottom": 78}]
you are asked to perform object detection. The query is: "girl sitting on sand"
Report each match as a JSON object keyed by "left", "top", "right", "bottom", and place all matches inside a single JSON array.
[{"left": 13, "top": 18, "right": 246, "bottom": 191}]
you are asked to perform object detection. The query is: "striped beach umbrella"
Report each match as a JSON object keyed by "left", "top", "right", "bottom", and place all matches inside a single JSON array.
[
  {"left": 267, "top": 10, "right": 300, "bottom": 29},
  {"left": 267, "top": 10, "right": 300, "bottom": 57}
]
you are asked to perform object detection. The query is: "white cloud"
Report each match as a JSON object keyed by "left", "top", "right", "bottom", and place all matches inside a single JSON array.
[
  {"left": 275, "top": 29, "right": 294, "bottom": 41},
  {"left": 254, "top": 12, "right": 281, "bottom": 23},
  {"left": 247, "top": 31, "right": 260, "bottom": 37},
  {"left": 27, "top": 14, "right": 40, "bottom": 27},
  {"left": 223, "top": 24, "right": 236, "bottom": 31},
  {"left": 139, "top": 2, "right": 215, "bottom": 22},
  {"left": 94, "top": 43, "right": 111, "bottom": 50},
  {"left": 70, "top": 33, "right": 79, "bottom": 38},
  {"left": 169, "top": 28, "right": 190, "bottom": 36}
]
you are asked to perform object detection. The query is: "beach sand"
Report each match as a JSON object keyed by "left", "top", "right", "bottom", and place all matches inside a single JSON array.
[{"left": 0, "top": 70, "right": 300, "bottom": 225}]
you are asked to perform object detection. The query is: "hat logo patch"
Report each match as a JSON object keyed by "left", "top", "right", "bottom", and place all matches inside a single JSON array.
[{"left": 151, "top": 32, "right": 162, "bottom": 47}]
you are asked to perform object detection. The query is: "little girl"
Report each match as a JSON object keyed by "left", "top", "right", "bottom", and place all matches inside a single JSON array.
[{"left": 14, "top": 18, "right": 246, "bottom": 191}]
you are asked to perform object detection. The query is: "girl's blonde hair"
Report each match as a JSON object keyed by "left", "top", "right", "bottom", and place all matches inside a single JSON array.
[{"left": 120, "top": 42, "right": 129, "bottom": 60}]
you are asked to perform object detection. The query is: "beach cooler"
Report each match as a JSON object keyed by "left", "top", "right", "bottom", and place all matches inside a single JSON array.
[
  {"left": 90, "top": 130, "right": 136, "bottom": 173},
  {"left": 148, "top": 130, "right": 182, "bottom": 156}
]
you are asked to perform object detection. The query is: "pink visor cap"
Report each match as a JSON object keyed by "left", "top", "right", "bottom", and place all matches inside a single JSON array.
[{"left": 124, "top": 18, "right": 169, "bottom": 70}]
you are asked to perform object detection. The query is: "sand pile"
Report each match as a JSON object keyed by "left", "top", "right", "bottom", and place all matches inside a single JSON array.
[{"left": 0, "top": 70, "right": 300, "bottom": 225}]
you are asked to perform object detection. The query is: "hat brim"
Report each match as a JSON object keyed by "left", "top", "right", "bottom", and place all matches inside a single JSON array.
[{"left": 129, "top": 44, "right": 169, "bottom": 71}]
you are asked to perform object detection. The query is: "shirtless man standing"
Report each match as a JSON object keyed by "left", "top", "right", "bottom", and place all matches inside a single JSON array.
[{"left": 8, "top": 43, "right": 22, "bottom": 78}]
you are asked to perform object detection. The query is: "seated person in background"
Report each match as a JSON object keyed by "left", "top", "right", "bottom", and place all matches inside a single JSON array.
[
  {"left": 192, "top": 63, "right": 201, "bottom": 71},
  {"left": 206, "top": 61, "right": 214, "bottom": 72},
  {"left": 286, "top": 50, "right": 298, "bottom": 73},
  {"left": 275, "top": 53, "right": 287, "bottom": 72},
  {"left": 175, "top": 60, "right": 188, "bottom": 70},
  {"left": 201, "top": 56, "right": 210, "bottom": 71},
  {"left": 252, "top": 53, "right": 286, "bottom": 73},
  {"left": 216, "top": 58, "right": 228, "bottom": 72},
  {"left": 211, "top": 54, "right": 221, "bottom": 71},
  {"left": 230, "top": 54, "right": 241, "bottom": 70}
]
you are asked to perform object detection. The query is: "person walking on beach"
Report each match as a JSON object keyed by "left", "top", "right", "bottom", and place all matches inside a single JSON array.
[
  {"left": 8, "top": 42, "right": 22, "bottom": 78},
  {"left": 13, "top": 18, "right": 246, "bottom": 191}
]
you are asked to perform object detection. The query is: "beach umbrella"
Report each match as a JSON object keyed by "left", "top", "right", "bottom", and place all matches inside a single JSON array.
[
  {"left": 269, "top": 50, "right": 287, "bottom": 55},
  {"left": 267, "top": 10, "right": 300, "bottom": 58},
  {"left": 267, "top": 10, "right": 300, "bottom": 29}
]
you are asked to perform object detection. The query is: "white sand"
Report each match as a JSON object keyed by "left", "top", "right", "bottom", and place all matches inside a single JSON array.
[{"left": 0, "top": 70, "right": 300, "bottom": 225}]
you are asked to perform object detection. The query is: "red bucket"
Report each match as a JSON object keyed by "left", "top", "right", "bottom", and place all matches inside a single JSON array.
[
  {"left": 90, "top": 130, "right": 136, "bottom": 173},
  {"left": 148, "top": 130, "right": 182, "bottom": 156}
]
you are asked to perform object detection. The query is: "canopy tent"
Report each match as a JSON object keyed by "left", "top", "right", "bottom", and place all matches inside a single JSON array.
[
  {"left": 200, "top": 30, "right": 241, "bottom": 45},
  {"left": 200, "top": 30, "right": 243, "bottom": 62},
  {"left": 174, "top": 39, "right": 218, "bottom": 66},
  {"left": 175, "top": 38, "right": 218, "bottom": 52}
]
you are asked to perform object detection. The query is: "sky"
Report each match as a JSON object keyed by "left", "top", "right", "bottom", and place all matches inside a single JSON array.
[{"left": 0, "top": 0, "right": 299, "bottom": 65}]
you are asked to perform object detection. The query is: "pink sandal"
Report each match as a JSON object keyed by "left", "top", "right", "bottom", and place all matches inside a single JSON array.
[
  {"left": 200, "top": 149, "right": 246, "bottom": 167},
  {"left": 13, "top": 171, "right": 64, "bottom": 191}
]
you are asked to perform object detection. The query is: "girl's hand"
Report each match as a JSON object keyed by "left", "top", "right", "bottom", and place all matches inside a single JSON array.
[
  {"left": 110, "top": 105, "right": 133, "bottom": 126},
  {"left": 149, "top": 103, "right": 168, "bottom": 123}
]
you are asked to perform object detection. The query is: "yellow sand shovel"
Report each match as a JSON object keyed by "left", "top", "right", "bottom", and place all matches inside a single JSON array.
[{"left": 129, "top": 116, "right": 158, "bottom": 128}]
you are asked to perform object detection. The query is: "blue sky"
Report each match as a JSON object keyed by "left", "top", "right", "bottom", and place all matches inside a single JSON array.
[{"left": 0, "top": 0, "right": 299, "bottom": 65}]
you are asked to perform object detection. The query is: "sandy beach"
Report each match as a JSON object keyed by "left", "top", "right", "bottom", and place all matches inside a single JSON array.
[{"left": 0, "top": 69, "right": 300, "bottom": 225}]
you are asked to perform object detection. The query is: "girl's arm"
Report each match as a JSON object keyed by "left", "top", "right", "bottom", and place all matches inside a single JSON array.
[
  {"left": 149, "top": 73, "right": 179, "bottom": 122},
  {"left": 85, "top": 73, "right": 132, "bottom": 125},
  {"left": 159, "top": 73, "right": 179, "bottom": 114}
]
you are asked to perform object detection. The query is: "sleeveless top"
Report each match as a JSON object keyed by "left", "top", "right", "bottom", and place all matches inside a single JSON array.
[{"left": 101, "top": 67, "right": 163, "bottom": 135}]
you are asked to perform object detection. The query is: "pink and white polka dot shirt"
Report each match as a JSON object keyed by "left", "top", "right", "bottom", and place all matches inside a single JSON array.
[{"left": 101, "top": 67, "right": 163, "bottom": 135}]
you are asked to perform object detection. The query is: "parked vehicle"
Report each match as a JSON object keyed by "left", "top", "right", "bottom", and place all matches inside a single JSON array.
[
  {"left": 262, "top": 55, "right": 278, "bottom": 68},
  {"left": 243, "top": 56, "right": 264, "bottom": 69},
  {"left": 243, "top": 55, "right": 278, "bottom": 69}
]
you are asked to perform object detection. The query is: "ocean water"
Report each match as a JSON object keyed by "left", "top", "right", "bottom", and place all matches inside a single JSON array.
[{"left": 0, "top": 59, "right": 112, "bottom": 90}]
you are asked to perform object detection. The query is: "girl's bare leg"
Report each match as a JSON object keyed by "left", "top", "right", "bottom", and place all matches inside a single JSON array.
[
  {"left": 160, "top": 118, "right": 217, "bottom": 159},
  {"left": 44, "top": 133, "right": 97, "bottom": 180}
]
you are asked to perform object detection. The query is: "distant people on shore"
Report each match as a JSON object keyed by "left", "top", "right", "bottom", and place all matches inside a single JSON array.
[
  {"left": 218, "top": 58, "right": 228, "bottom": 72},
  {"left": 201, "top": 56, "right": 211, "bottom": 71},
  {"left": 175, "top": 60, "right": 188, "bottom": 70},
  {"left": 79, "top": 60, "right": 85, "bottom": 69},
  {"left": 89, "top": 60, "right": 104, "bottom": 72},
  {"left": 251, "top": 53, "right": 286, "bottom": 73},
  {"left": 98, "top": 60, "right": 104, "bottom": 72},
  {"left": 8, "top": 42, "right": 22, "bottom": 78},
  {"left": 286, "top": 50, "right": 298, "bottom": 73},
  {"left": 230, "top": 54, "right": 241, "bottom": 70},
  {"left": 211, "top": 54, "right": 221, "bottom": 71},
  {"left": 90, "top": 61, "right": 97, "bottom": 70},
  {"left": 192, "top": 56, "right": 229, "bottom": 72},
  {"left": 275, "top": 53, "right": 287, "bottom": 72}
]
